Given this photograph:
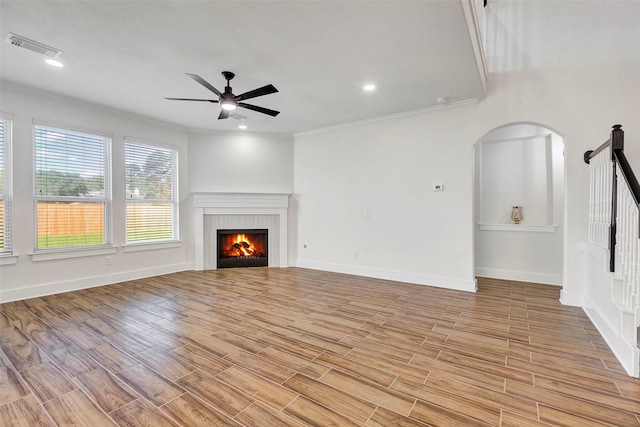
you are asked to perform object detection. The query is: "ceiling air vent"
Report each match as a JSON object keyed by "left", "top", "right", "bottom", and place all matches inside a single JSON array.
[{"left": 5, "top": 33, "right": 62, "bottom": 58}]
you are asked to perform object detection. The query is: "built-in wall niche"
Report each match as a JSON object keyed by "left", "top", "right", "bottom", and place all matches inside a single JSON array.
[
  {"left": 476, "top": 124, "right": 564, "bottom": 232},
  {"left": 473, "top": 124, "right": 565, "bottom": 285}
]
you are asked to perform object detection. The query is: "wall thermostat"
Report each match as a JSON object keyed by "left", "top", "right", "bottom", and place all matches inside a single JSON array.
[{"left": 434, "top": 184, "right": 444, "bottom": 191}]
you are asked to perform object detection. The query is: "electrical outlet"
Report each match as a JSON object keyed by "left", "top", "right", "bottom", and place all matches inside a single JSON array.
[
  {"left": 105, "top": 256, "right": 112, "bottom": 265},
  {"left": 353, "top": 251, "right": 358, "bottom": 259}
]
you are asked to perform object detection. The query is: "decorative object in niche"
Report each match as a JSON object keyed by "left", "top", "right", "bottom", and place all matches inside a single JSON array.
[{"left": 511, "top": 206, "right": 522, "bottom": 224}]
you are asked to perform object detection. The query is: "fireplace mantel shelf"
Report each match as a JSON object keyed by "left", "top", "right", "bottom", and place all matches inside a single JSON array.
[
  {"left": 193, "top": 193, "right": 290, "bottom": 270},
  {"left": 193, "top": 192, "right": 290, "bottom": 209}
]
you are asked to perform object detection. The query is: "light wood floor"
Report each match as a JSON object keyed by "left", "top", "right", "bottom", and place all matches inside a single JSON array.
[{"left": 1, "top": 268, "right": 639, "bottom": 426}]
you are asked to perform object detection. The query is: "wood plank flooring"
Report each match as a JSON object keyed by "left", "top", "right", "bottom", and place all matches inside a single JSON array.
[{"left": 1, "top": 268, "right": 639, "bottom": 426}]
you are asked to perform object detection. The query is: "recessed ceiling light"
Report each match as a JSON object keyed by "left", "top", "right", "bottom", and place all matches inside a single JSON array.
[
  {"left": 238, "top": 124, "right": 247, "bottom": 130},
  {"left": 363, "top": 83, "right": 376, "bottom": 92},
  {"left": 45, "top": 58, "right": 64, "bottom": 68}
]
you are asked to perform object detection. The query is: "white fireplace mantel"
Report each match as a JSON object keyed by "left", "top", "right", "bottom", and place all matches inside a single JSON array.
[{"left": 193, "top": 193, "right": 290, "bottom": 270}]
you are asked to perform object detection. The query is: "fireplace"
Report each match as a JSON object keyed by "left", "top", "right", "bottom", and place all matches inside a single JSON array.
[
  {"left": 217, "top": 229, "right": 268, "bottom": 268},
  {"left": 193, "top": 193, "right": 289, "bottom": 270}
]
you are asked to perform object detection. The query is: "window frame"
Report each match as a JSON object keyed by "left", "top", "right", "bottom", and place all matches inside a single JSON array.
[
  {"left": 32, "top": 121, "right": 113, "bottom": 254},
  {"left": 124, "top": 138, "right": 179, "bottom": 247},
  {"left": 0, "top": 114, "right": 13, "bottom": 261}
]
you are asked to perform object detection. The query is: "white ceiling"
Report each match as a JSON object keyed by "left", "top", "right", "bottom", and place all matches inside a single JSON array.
[{"left": 0, "top": 1, "right": 486, "bottom": 134}]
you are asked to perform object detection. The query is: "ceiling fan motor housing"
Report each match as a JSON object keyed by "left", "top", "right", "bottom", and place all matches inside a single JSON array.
[{"left": 165, "top": 71, "right": 280, "bottom": 119}]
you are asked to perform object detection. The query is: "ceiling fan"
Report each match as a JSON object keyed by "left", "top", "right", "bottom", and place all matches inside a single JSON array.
[{"left": 165, "top": 71, "right": 280, "bottom": 120}]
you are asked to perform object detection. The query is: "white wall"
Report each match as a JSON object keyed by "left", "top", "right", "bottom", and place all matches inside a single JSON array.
[
  {"left": 474, "top": 124, "right": 564, "bottom": 285},
  {"left": 293, "top": 106, "right": 478, "bottom": 291},
  {"left": 292, "top": 28, "right": 639, "bottom": 298},
  {"left": 185, "top": 131, "right": 293, "bottom": 264},
  {"left": 188, "top": 131, "right": 293, "bottom": 194},
  {"left": 0, "top": 83, "right": 191, "bottom": 302}
]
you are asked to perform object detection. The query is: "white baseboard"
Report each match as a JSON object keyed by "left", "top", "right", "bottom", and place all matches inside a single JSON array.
[
  {"left": 292, "top": 259, "right": 477, "bottom": 292},
  {"left": 583, "top": 294, "right": 639, "bottom": 378},
  {"left": 0, "top": 262, "right": 194, "bottom": 303},
  {"left": 475, "top": 267, "right": 562, "bottom": 286}
]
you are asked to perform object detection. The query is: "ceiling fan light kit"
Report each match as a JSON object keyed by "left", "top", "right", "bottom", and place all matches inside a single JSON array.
[
  {"left": 220, "top": 101, "right": 237, "bottom": 111},
  {"left": 166, "top": 71, "right": 279, "bottom": 120}
]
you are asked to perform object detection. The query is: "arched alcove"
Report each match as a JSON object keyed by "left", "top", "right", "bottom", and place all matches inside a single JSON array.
[{"left": 473, "top": 123, "right": 565, "bottom": 285}]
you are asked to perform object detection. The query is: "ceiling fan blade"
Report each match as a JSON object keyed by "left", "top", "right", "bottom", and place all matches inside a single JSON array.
[
  {"left": 236, "top": 84, "right": 278, "bottom": 102},
  {"left": 186, "top": 73, "right": 222, "bottom": 97},
  {"left": 238, "top": 102, "right": 280, "bottom": 117},
  {"left": 218, "top": 109, "right": 231, "bottom": 120},
  {"left": 165, "top": 97, "right": 219, "bottom": 103}
]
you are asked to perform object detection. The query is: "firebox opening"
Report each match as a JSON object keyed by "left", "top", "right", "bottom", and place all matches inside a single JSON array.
[{"left": 217, "top": 229, "right": 268, "bottom": 268}]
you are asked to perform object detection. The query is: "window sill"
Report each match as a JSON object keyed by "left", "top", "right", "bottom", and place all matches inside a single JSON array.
[
  {"left": 31, "top": 246, "right": 117, "bottom": 262},
  {"left": 0, "top": 254, "right": 19, "bottom": 265},
  {"left": 123, "top": 240, "right": 182, "bottom": 253},
  {"left": 478, "top": 224, "right": 558, "bottom": 233}
]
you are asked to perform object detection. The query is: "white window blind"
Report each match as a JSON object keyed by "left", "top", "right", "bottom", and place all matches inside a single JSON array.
[
  {"left": 34, "top": 124, "right": 111, "bottom": 250},
  {"left": 0, "top": 116, "right": 12, "bottom": 254},
  {"left": 125, "top": 141, "right": 178, "bottom": 243}
]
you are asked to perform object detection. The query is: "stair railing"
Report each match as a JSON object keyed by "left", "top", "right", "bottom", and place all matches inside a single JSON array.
[{"left": 584, "top": 124, "right": 640, "bottom": 310}]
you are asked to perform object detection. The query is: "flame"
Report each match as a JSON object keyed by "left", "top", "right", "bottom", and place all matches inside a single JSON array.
[{"left": 231, "top": 234, "right": 255, "bottom": 257}]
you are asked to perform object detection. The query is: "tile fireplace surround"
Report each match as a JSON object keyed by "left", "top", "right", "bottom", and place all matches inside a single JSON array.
[{"left": 193, "top": 193, "right": 290, "bottom": 270}]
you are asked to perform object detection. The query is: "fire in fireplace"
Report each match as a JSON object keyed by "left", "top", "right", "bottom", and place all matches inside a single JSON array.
[{"left": 217, "top": 229, "right": 268, "bottom": 268}]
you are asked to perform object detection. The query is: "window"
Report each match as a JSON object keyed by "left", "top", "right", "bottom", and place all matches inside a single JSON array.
[
  {"left": 0, "top": 116, "right": 12, "bottom": 254},
  {"left": 34, "top": 124, "right": 111, "bottom": 250},
  {"left": 125, "top": 140, "right": 178, "bottom": 244}
]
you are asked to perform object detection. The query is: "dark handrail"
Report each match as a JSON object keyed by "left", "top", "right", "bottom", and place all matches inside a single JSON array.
[
  {"left": 610, "top": 125, "right": 640, "bottom": 238},
  {"left": 615, "top": 150, "right": 640, "bottom": 208},
  {"left": 584, "top": 124, "right": 622, "bottom": 164},
  {"left": 584, "top": 124, "right": 640, "bottom": 272},
  {"left": 584, "top": 141, "right": 610, "bottom": 164}
]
